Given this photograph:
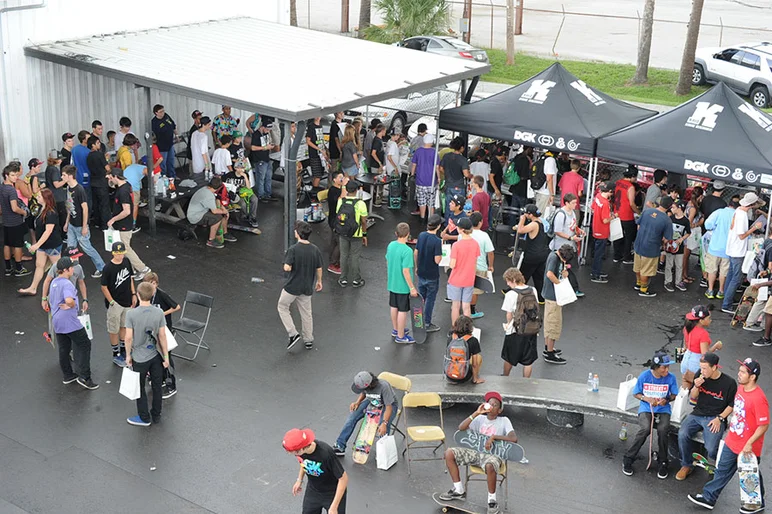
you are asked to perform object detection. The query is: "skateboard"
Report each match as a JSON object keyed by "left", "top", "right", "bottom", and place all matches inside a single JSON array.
[
  {"left": 432, "top": 492, "right": 486, "bottom": 514},
  {"left": 739, "top": 452, "right": 763, "bottom": 510},
  {"left": 732, "top": 285, "right": 758, "bottom": 327},
  {"left": 453, "top": 430, "right": 527, "bottom": 464},
  {"left": 409, "top": 293, "right": 427, "bottom": 344},
  {"left": 473, "top": 273, "right": 495, "bottom": 294},
  {"left": 388, "top": 174, "right": 401, "bottom": 210},
  {"left": 692, "top": 452, "right": 715, "bottom": 475},
  {"left": 352, "top": 399, "right": 384, "bottom": 465},
  {"left": 227, "top": 224, "right": 262, "bottom": 235}
]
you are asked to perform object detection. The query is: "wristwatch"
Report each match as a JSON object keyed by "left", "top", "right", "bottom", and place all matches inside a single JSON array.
[{"left": 718, "top": 416, "right": 726, "bottom": 423}]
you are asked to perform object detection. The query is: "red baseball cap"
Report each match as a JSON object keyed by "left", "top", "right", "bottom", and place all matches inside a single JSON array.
[
  {"left": 282, "top": 428, "right": 315, "bottom": 451},
  {"left": 484, "top": 391, "right": 503, "bottom": 404}
]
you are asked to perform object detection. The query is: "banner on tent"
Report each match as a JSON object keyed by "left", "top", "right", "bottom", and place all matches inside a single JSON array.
[
  {"left": 682, "top": 158, "right": 772, "bottom": 186},
  {"left": 512, "top": 129, "right": 584, "bottom": 153}
]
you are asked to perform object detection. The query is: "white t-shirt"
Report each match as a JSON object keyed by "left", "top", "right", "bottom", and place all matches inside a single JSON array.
[
  {"left": 211, "top": 148, "right": 232, "bottom": 176},
  {"left": 113, "top": 130, "right": 134, "bottom": 151},
  {"left": 471, "top": 229, "right": 494, "bottom": 272},
  {"left": 536, "top": 155, "right": 558, "bottom": 195},
  {"left": 501, "top": 286, "right": 539, "bottom": 334},
  {"left": 469, "top": 414, "right": 514, "bottom": 437},
  {"left": 385, "top": 140, "right": 400, "bottom": 174},
  {"left": 191, "top": 130, "right": 210, "bottom": 174},
  {"left": 726, "top": 208, "right": 750, "bottom": 258},
  {"left": 470, "top": 161, "right": 490, "bottom": 191}
]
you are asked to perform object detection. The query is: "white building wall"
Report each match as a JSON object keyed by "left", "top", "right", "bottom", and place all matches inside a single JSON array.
[{"left": 0, "top": 0, "right": 287, "bottom": 164}]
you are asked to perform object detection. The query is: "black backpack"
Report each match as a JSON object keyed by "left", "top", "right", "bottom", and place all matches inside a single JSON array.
[
  {"left": 530, "top": 154, "right": 548, "bottom": 191},
  {"left": 334, "top": 198, "right": 360, "bottom": 237},
  {"left": 511, "top": 287, "right": 542, "bottom": 335}
]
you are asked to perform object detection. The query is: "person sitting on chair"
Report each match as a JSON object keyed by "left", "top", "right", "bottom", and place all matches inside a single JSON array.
[
  {"left": 439, "top": 391, "right": 517, "bottom": 514},
  {"left": 223, "top": 162, "right": 259, "bottom": 229},
  {"left": 186, "top": 176, "right": 237, "bottom": 249}
]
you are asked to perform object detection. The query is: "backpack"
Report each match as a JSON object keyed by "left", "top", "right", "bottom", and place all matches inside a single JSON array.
[
  {"left": 503, "top": 161, "right": 520, "bottom": 186},
  {"left": 334, "top": 198, "right": 361, "bottom": 237},
  {"left": 444, "top": 335, "right": 471, "bottom": 381},
  {"left": 511, "top": 288, "right": 542, "bottom": 335},
  {"left": 748, "top": 243, "right": 771, "bottom": 280},
  {"left": 530, "top": 154, "right": 548, "bottom": 191},
  {"left": 544, "top": 209, "right": 564, "bottom": 239}
]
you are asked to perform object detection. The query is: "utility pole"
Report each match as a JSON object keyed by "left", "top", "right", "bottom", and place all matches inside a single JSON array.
[
  {"left": 463, "top": 0, "right": 473, "bottom": 43},
  {"left": 515, "top": 0, "right": 524, "bottom": 35},
  {"left": 506, "top": 0, "right": 515, "bottom": 65},
  {"left": 341, "top": 0, "right": 349, "bottom": 33}
]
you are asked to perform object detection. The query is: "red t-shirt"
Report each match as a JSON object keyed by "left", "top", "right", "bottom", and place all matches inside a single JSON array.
[
  {"left": 472, "top": 191, "right": 490, "bottom": 231},
  {"left": 726, "top": 386, "right": 769, "bottom": 457},
  {"left": 614, "top": 179, "right": 635, "bottom": 221},
  {"left": 591, "top": 194, "right": 611, "bottom": 239},
  {"left": 683, "top": 325, "right": 711, "bottom": 353},
  {"left": 152, "top": 144, "right": 162, "bottom": 174},
  {"left": 558, "top": 172, "right": 584, "bottom": 205},
  {"left": 448, "top": 237, "right": 480, "bottom": 288}
]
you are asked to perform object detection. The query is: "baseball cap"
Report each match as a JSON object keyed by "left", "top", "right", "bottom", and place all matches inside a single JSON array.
[
  {"left": 423, "top": 134, "right": 435, "bottom": 145},
  {"left": 232, "top": 131, "right": 243, "bottom": 139},
  {"left": 111, "top": 241, "right": 127, "bottom": 254},
  {"left": 658, "top": 196, "right": 674, "bottom": 209},
  {"left": 740, "top": 192, "right": 765, "bottom": 207},
  {"left": 524, "top": 204, "right": 540, "bottom": 216},
  {"left": 282, "top": 428, "right": 315, "bottom": 452},
  {"left": 351, "top": 371, "right": 374, "bottom": 394},
  {"left": 110, "top": 168, "right": 124, "bottom": 178},
  {"left": 449, "top": 193, "right": 464, "bottom": 206},
  {"left": 701, "top": 352, "right": 720, "bottom": 367},
  {"left": 221, "top": 104, "right": 231, "bottom": 109},
  {"left": 686, "top": 304, "right": 711, "bottom": 321},
  {"left": 652, "top": 351, "right": 673, "bottom": 366},
  {"left": 389, "top": 127, "right": 401, "bottom": 137},
  {"left": 48, "top": 150, "right": 62, "bottom": 161},
  {"left": 712, "top": 180, "right": 726, "bottom": 191},
  {"left": 427, "top": 213, "right": 443, "bottom": 230},
  {"left": 29, "top": 158, "right": 43, "bottom": 168},
  {"left": 484, "top": 391, "right": 503, "bottom": 404},
  {"left": 599, "top": 182, "right": 613, "bottom": 193},
  {"left": 56, "top": 257, "right": 74, "bottom": 272},
  {"left": 623, "top": 164, "right": 638, "bottom": 178},
  {"left": 191, "top": 109, "right": 202, "bottom": 118},
  {"left": 65, "top": 246, "right": 84, "bottom": 260},
  {"left": 456, "top": 217, "right": 473, "bottom": 230},
  {"left": 61, "top": 132, "right": 75, "bottom": 142},
  {"left": 738, "top": 358, "right": 761, "bottom": 378}
]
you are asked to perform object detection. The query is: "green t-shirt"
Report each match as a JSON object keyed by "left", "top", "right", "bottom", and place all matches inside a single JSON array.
[
  {"left": 336, "top": 197, "right": 368, "bottom": 238},
  {"left": 385, "top": 240, "right": 414, "bottom": 294}
]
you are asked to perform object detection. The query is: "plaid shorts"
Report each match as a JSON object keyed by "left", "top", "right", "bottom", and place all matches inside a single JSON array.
[
  {"left": 415, "top": 185, "right": 437, "bottom": 207},
  {"left": 449, "top": 447, "right": 503, "bottom": 474}
]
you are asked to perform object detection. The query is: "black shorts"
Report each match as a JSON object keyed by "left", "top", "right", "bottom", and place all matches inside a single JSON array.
[
  {"left": 501, "top": 332, "right": 538, "bottom": 367},
  {"left": 302, "top": 488, "right": 346, "bottom": 514},
  {"left": 3, "top": 223, "right": 27, "bottom": 248},
  {"left": 309, "top": 156, "right": 325, "bottom": 178},
  {"left": 197, "top": 212, "right": 224, "bottom": 227},
  {"left": 389, "top": 292, "right": 411, "bottom": 312}
]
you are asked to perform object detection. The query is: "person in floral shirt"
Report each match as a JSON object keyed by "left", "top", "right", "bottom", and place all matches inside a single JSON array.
[{"left": 212, "top": 105, "right": 239, "bottom": 147}]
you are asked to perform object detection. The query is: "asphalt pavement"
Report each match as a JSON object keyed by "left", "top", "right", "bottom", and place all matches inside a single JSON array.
[{"left": 1, "top": 188, "right": 771, "bottom": 513}]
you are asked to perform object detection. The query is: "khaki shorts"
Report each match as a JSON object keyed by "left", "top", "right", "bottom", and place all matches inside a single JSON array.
[
  {"left": 449, "top": 447, "right": 503, "bottom": 474},
  {"left": 543, "top": 300, "right": 562, "bottom": 341},
  {"left": 764, "top": 296, "right": 772, "bottom": 315},
  {"left": 106, "top": 302, "right": 130, "bottom": 334},
  {"left": 633, "top": 253, "right": 658, "bottom": 277},
  {"left": 704, "top": 251, "right": 729, "bottom": 276}
]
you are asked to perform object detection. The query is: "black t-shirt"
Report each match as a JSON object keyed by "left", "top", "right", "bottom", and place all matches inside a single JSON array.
[
  {"left": 671, "top": 215, "right": 691, "bottom": 254},
  {"left": 36, "top": 211, "right": 62, "bottom": 249},
  {"left": 416, "top": 231, "right": 442, "bottom": 280},
  {"left": 488, "top": 157, "right": 503, "bottom": 194},
  {"left": 224, "top": 171, "right": 248, "bottom": 191},
  {"left": 86, "top": 151, "right": 109, "bottom": 187},
  {"left": 329, "top": 121, "right": 342, "bottom": 159},
  {"left": 306, "top": 122, "right": 324, "bottom": 159},
  {"left": 283, "top": 241, "right": 323, "bottom": 296},
  {"left": 446, "top": 335, "right": 481, "bottom": 383},
  {"left": 151, "top": 114, "right": 177, "bottom": 151},
  {"left": 101, "top": 259, "right": 134, "bottom": 308},
  {"left": 45, "top": 165, "right": 67, "bottom": 203},
  {"left": 299, "top": 441, "right": 345, "bottom": 493},
  {"left": 250, "top": 131, "right": 271, "bottom": 163},
  {"left": 188, "top": 123, "right": 199, "bottom": 139},
  {"left": 61, "top": 147, "right": 72, "bottom": 167},
  {"left": 152, "top": 287, "right": 179, "bottom": 329},
  {"left": 692, "top": 370, "right": 737, "bottom": 417},
  {"left": 228, "top": 141, "right": 242, "bottom": 163},
  {"left": 112, "top": 182, "right": 134, "bottom": 231},
  {"left": 701, "top": 195, "right": 727, "bottom": 220},
  {"left": 369, "top": 137, "right": 384, "bottom": 170},
  {"left": 67, "top": 184, "right": 88, "bottom": 227},
  {"left": 327, "top": 185, "right": 342, "bottom": 229},
  {"left": 512, "top": 153, "right": 530, "bottom": 198},
  {"left": 441, "top": 152, "right": 469, "bottom": 189}
]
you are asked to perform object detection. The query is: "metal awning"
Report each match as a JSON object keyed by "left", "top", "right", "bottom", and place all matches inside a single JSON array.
[{"left": 24, "top": 17, "right": 490, "bottom": 122}]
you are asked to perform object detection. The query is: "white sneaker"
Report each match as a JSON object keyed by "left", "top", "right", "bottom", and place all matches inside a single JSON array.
[
  {"left": 134, "top": 267, "right": 151, "bottom": 281},
  {"left": 744, "top": 324, "right": 764, "bottom": 332}
]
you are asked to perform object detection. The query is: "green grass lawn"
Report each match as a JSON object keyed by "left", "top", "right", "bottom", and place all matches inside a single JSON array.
[{"left": 484, "top": 48, "right": 708, "bottom": 106}]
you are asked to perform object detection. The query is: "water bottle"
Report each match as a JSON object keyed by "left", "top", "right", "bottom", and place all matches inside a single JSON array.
[
  {"left": 587, "top": 372, "right": 594, "bottom": 392},
  {"left": 251, "top": 277, "right": 265, "bottom": 283},
  {"left": 303, "top": 208, "right": 309, "bottom": 222},
  {"left": 619, "top": 423, "right": 628, "bottom": 441},
  {"left": 158, "top": 177, "right": 166, "bottom": 197},
  {"left": 593, "top": 374, "right": 600, "bottom": 393},
  {"left": 24, "top": 242, "right": 35, "bottom": 254}
]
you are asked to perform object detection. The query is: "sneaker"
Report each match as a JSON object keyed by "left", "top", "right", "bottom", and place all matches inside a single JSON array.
[
  {"left": 657, "top": 461, "right": 669, "bottom": 479},
  {"left": 664, "top": 282, "right": 675, "bottom": 292},
  {"left": 62, "top": 375, "right": 78, "bottom": 384},
  {"left": 590, "top": 275, "right": 609, "bottom": 284},
  {"left": 223, "top": 233, "right": 238, "bottom": 243},
  {"left": 633, "top": 284, "right": 641, "bottom": 291},
  {"left": 542, "top": 347, "right": 563, "bottom": 357},
  {"left": 162, "top": 387, "right": 177, "bottom": 399},
  {"left": 395, "top": 334, "right": 416, "bottom": 344},
  {"left": 15, "top": 267, "right": 31, "bottom": 277},
  {"left": 599, "top": 273, "right": 609, "bottom": 279},
  {"left": 740, "top": 506, "right": 765, "bottom": 514},
  {"left": 126, "top": 416, "right": 151, "bottom": 427},
  {"left": 470, "top": 312, "right": 484, "bottom": 319},
  {"left": 249, "top": 219, "right": 260, "bottom": 228},
  {"left": 338, "top": 279, "right": 348, "bottom": 287},
  {"left": 705, "top": 290, "right": 715, "bottom": 299},
  {"left": 76, "top": 377, "right": 99, "bottom": 390},
  {"left": 716, "top": 292, "right": 725, "bottom": 299},
  {"left": 287, "top": 334, "right": 301, "bottom": 350},
  {"left": 613, "top": 258, "right": 621, "bottom": 263},
  {"left": 438, "top": 489, "right": 466, "bottom": 502},
  {"left": 622, "top": 461, "right": 634, "bottom": 476},
  {"left": 305, "top": 341, "right": 314, "bottom": 350},
  {"left": 639, "top": 289, "right": 657, "bottom": 297},
  {"left": 352, "top": 279, "right": 365, "bottom": 288},
  {"left": 132, "top": 226, "right": 142, "bottom": 234},
  {"left": 721, "top": 307, "right": 734, "bottom": 314},
  {"left": 687, "top": 493, "right": 715, "bottom": 509},
  {"left": 4, "top": 268, "right": 11, "bottom": 276},
  {"left": 753, "top": 337, "right": 772, "bottom": 347},
  {"left": 444, "top": 297, "right": 452, "bottom": 303},
  {"left": 543, "top": 351, "right": 567, "bottom": 365},
  {"left": 134, "top": 267, "right": 151, "bottom": 281},
  {"left": 622, "top": 259, "right": 634, "bottom": 265},
  {"left": 574, "top": 290, "right": 585, "bottom": 298},
  {"left": 744, "top": 324, "right": 764, "bottom": 332},
  {"left": 332, "top": 444, "right": 346, "bottom": 457},
  {"left": 207, "top": 239, "right": 224, "bottom": 249},
  {"left": 91, "top": 270, "right": 103, "bottom": 278},
  {"left": 426, "top": 323, "right": 441, "bottom": 333},
  {"left": 410, "top": 210, "right": 421, "bottom": 216},
  {"left": 657, "top": 265, "right": 665, "bottom": 275},
  {"left": 675, "top": 466, "right": 693, "bottom": 481},
  {"left": 327, "top": 264, "right": 341, "bottom": 274},
  {"left": 487, "top": 501, "right": 500, "bottom": 514},
  {"left": 112, "top": 355, "right": 127, "bottom": 367},
  {"left": 676, "top": 281, "right": 687, "bottom": 292},
  {"left": 700, "top": 278, "right": 708, "bottom": 288}
]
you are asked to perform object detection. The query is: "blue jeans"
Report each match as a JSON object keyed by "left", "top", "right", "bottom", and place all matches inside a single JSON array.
[
  {"left": 444, "top": 186, "right": 464, "bottom": 220},
  {"left": 703, "top": 444, "right": 765, "bottom": 504},
  {"left": 592, "top": 238, "right": 606, "bottom": 277},
  {"left": 678, "top": 414, "right": 725, "bottom": 468},
  {"left": 722, "top": 256, "right": 744, "bottom": 309},
  {"left": 67, "top": 224, "right": 105, "bottom": 271},
  {"left": 418, "top": 276, "right": 439, "bottom": 325},
  {"left": 335, "top": 400, "right": 398, "bottom": 449},
  {"left": 256, "top": 160, "right": 272, "bottom": 198},
  {"left": 160, "top": 145, "right": 176, "bottom": 178}
]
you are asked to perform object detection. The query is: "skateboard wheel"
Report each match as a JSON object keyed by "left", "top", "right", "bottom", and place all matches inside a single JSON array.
[{"left": 442, "top": 508, "right": 448, "bottom": 513}]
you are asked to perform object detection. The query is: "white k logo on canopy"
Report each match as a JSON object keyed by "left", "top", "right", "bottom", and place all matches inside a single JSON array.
[
  {"left": 570, "top": 80, "right": 606, "bottom": 106},
  {"left": 738, "top": 103, "right": 772, "bottom": 132},
  {"left": 519, "top": 80, "right": 556, "bottom": 104},
  {"left": 685, "top": 102, "right": 724, "bottom": 132}
]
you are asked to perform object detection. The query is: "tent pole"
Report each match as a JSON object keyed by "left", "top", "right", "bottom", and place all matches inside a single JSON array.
[
  {"left": 429, "top": 89, "right": 441, "bottom": 219},
  {"left": 767, "top": 196, "right": 772, "bottom": 239},
  {"left": 580, "top": 157, "right": 597, "bottom": 265},
  {"left": 283, "top": 119, "right": 304, "bottom": 252}
]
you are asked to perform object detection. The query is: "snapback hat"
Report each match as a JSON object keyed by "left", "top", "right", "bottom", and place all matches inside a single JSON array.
[
  {"left": 111, "top": 241, "right": 127, "bottom": 254},
  {"left": 423, "top": 134, "right": 435, "bottom": 145},
  {"left": 652, "top": 351, "right": 673, "bottom": 366},
  {"left": 110, "top": 168, "right": 124, "bottom": 178},
  {"left": 61, "top": 132, "right": 75, "bottom": 142},
  {"left": 701, "top": 352, "right": 720, "bottom": 367},
  {"left": 738, "top": 358, "right": 761, "bottom": 378},
  {"left": 282, "top": 428, "right": 315, "bottom": 452},
  {"left": 351, "top": 371, "right": 374, "bottom": 394},
  {"left": 712, "top": 180, "right": 726, "bottom": 191},
  {"left": 484, "top": 391, "right": 503, "bottom": 404},
  {"left": 524, "top": 204, "right": 540, "bottom": 216},
  {"left": 65, "top": 246, "right": 84, "bottom": 260},
  {"left": 456, "top": 217, "right": 473, "bottom": 231},
  {"left": 686, "top": 304, "right": 711, "bottom": 321},
  {"left": 29, "top": 158, "right": 43, "bottom": 168},
  {"left": 599, "top": 182, "right": 613, "bottom": 192},
  {"left": 191, "top": 109, "right": 202, "bottom": 118},
  {"left": 56, "top": 257, "right": 74, "bottom": 272},
  {"left": 449, "top": 193, "right": 464, "bottom": 206}
]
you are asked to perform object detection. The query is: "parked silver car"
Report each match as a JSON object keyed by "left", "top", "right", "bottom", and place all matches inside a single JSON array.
[
  {"left": 395, "top": 35, "right": 489, "bottom": 63},
  {"left": 693, "top": 42, "right": 772, "bottom": 107}
]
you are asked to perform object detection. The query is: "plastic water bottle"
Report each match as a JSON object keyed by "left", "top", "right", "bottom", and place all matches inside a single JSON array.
[
  {"left": 593, "top": 374, "right": 600, "bottom": 393},
  {"left": 158, "top": 177, "right": 166, "bottom": 197},
  {"left": 587, "top": 372, "right": 594, "bottom": 392},
  {"left": 24, "top": 242, "right": 35, "bottom": 254},
  {"left": 619, "top": 423, "right": 628, "bottom": 441}
]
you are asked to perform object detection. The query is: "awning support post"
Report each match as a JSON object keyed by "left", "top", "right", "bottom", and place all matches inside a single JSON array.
[
  {"left": 579, "top": 157, "right": 598, "bottom": 265},
  {"left": 283, "top": 119, "right": 305, "bottom": 252},
  {"left": 144, "top": 86, "right": 156, "bottom": 236}
]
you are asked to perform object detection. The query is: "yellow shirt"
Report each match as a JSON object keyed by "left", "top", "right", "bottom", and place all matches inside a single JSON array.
[{"left": 117, "top": 146, "right": 132, "bottom": 169}]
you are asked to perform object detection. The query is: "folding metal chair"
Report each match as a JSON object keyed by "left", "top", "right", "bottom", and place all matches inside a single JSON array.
[
  {"left": 465, "top": 460, "right": 509, "bottom": 511},
  {"left": 402, "top": 392, "right": 446, "bottom": 475},
  {"left": 171, "top": 291, "right": 213, "bottom": 361},
  {"left": 377, "top": 371, "right": 412, "bottom": 440}
]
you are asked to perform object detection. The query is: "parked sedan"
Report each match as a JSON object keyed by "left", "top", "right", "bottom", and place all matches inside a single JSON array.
[
  {"left": 395, "top": 35, "right": 489, "bottom": 63},
  {"left": 693, "top": 42, "right": 772, "bottom": 107}
]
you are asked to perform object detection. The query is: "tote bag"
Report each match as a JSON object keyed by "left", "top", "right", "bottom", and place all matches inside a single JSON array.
[
  {"left": 119, "top": 367, "right": 141, "bottom": 400},
  {"left": 609, "top": 217, "right": 623, "bottom": 242},
  {"left": 376, "top": 435, "right": 398, "bottom": 470},
  {"left": 616, "top": 374, "right": 637, "bottom": 411},
  {"left": 104, "top": 228, "right": 121, "bottom": 252},
  {"left": 77, "top": 314, "right": 93, "bottom": 340},
  {"left": 554, "top": 279, "right": 577, "bottom": 306}
]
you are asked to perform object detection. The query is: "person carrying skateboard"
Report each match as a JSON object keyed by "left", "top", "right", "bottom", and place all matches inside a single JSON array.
[
  {"left": 439, "top": 391, "right": 517, "bottom": 514},
  {"left": 500, "top": 268, "right": 540, "bottom": 379},
  {"left": 331, "top": 371, "right": 398, "bottom": 456},
  {"left": 283, "top": 428, "right": 348, "bottom": 514},
  {"left": 689, "top": 358, "right": 769, "bottom": 512},
  {"left": 676, "top": 352, "right": 737, "bottom": 481},
  {"left": 680, "top": 305, "right": 723, "bottom": 389}
]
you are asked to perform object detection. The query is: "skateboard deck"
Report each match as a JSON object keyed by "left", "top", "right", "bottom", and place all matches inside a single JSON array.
[
  {"left": 388, "top": 174, "right": 401, "bottom": 210},
  {"left": 473, "top": 273, "right": 495, "bottom": 294},
  {"left": 732, "top": 285, "right": 758, "bottom": 327},
  {"left": 352, "top": 399, "right": 384, "bottom": 465},
  {"left": 227, "top": 224, "right": 262, "bottom": 235},
  {"left": 692, "top": 452, "right": 715, "bottom": 475},
  {"left": 410, "top": 293, "right": 427, "bottom": 344},
  {"left": 432, "top": 492, "right": 485, "bottom": 514},
  {"left": 453, "top": 430, "right": 526, "bottom": 463},
  {"left": 739, "top": 452, "right": 762, "bottom": 509}
]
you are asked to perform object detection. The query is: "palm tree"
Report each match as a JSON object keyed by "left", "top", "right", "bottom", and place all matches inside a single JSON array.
[
  {"left": 632, "top": 0, "right": 656, "bottom": 84},
  {"left": 359, "top": 0, "right": 372, "bottom": 38},
  {"left": 676, "top": 0, "right": 705, "bottom": 95},
  {"left": 365, "top": 0, "right": 450, "bottom": 44},
  {"left": 290, "top": 0, "right": 298, "bottom": 26}
]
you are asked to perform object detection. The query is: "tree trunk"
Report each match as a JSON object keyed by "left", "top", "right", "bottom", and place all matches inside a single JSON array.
[
  {"left": 506, "top": 0, "right": 515, "bottom": 65},
  {"left": 341, "top": 0, "right": 350, "bottom": 33},
  {"left": 632, "top": 0, "right": 656, "bottom": 85},
  {"left": 290, "top": 0, "right": 298, "bottom": 26},
  {"left": 358, "top": 0, "right": 371, "bottom": 38},
  {"left": 463, "top": 0, "right": 472, "bottom": 43},
  {"left": 676, "top": 0, "right": 705, "bottom": 95}
]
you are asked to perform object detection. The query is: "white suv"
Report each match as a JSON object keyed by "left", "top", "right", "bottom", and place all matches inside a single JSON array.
[{"left": 693, "top": 42, "right": 772, "bottom": 108}]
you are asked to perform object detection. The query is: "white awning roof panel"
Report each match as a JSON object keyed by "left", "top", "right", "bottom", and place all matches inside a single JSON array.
[{"left": 25, "top": 17, "right": 489, "bottom": 121}]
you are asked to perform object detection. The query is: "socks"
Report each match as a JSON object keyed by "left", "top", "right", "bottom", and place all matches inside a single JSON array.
[
  {"left": 453, "top": 481, "right": 464, "bottom": 494},
  {"left": 488, "top": 492, "right": 497, "bottom": 503},
  {"left": 111, "top": 345, "right": 120, "bottom": 357},
  {"left": 470, "top": 304, "right": 477, "bottom": 314},
  {"left": 4, "top": 259, "right": 10, "bottom": 271}
]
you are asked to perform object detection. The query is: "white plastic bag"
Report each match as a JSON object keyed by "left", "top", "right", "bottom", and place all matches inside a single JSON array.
[
  {"left": 164, "top": 326, "right": 178, "bottom": 352},
  {"left": 119, "top": 367, "right": 141, "bottom": 400},
  {"left": 554, "top": 278, "right": 577, "bottom": 306},
  {"left": 616, "top": 374, "right": 638, "bottom": 411},
  {"left": 439, "top": 244, "right": 451, "bottom": 267},
  {"left": 77, "top": 314, "right": 93, "bottom": 340},
  {"left": 670, "top": 387, "right": 691, "bottom": 422},
  {"left": 103, "top": 228, "right": 121, "bottom": 252},
  {"left": 609, "top": 217, "right": 623, "bottom": 242},
  {"left": 376, "top": 435, "right": 398, "bottom": 470}
]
